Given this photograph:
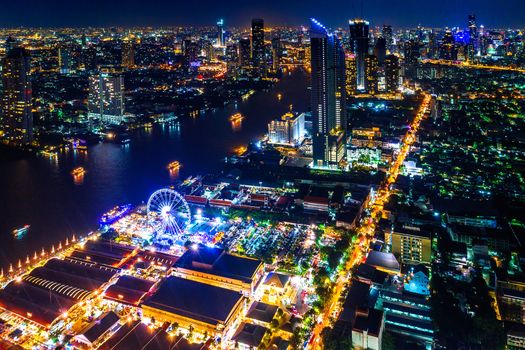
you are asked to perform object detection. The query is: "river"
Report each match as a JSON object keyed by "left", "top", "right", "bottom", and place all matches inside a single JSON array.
[{"left": 0, "top": 69, "right": 309, "bottom": 268}]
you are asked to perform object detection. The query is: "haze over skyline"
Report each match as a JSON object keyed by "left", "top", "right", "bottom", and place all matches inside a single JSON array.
[{"left": 1, "top": 0, "right": 524, "bottom": 28}]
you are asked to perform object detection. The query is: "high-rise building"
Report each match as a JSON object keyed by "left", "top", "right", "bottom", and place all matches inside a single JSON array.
[
  {"left": 4, "top": 36, "right": 16, "bottom": 54},
  {"left": 345, "top": 53, "right": 357, "bottom": 96},
  {"left": 468, "top": 14, "right": 477, "bottom": 38},
  {"left": 382, "top": 25, "right": 393, "bottom": 53},
  {"left": 271, "top": 37, "right": 281, "bottom": 72},
  {"left": 121, "top": 39, "right": 135, "bottom": 69},
  {"left": 384, "top": 54, "right": 399, "bottom": 93},
  {"left": 251, "top": 18, "right": 265, "bottom": 68},
  {"left": 310, "top": 19, "right": 346, "bottom": 167},
  {"left": 349, "top": 19, "right": 370, "bottom": 90},
  {"left": 1, "top": 47, "right": 33, "bottom": 144},
  {"left": 88, "top": 72, "right": 125, "bottom": 125},
  {"left": 374, "top": 37, "right": 387, "bottom": 66},
  {"left": 364, "top": 54, "right": 378, "bottom": 95},
  {"left": 440, "top": 30, "right": 458, "bottom": 61},
  {"left": 217, "top": 19, "right": 225, "bottom": 46},
  {"left": 428, "top": 31, "right": 439, "bottom": 58},
  {"left": 238, "top": 38, "right": 251, "bottom": 68},
  {"left": 404, "top": 39, "right": 420, "bottom": 66},
  {"left": 58, "top": 46, "right": 71, "bottom": 74},
  {"left": 183, "top": 40, "right": 199, "bottom": 66}
]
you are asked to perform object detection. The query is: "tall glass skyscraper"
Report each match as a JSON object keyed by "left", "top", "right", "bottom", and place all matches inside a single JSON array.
[
  {"left": 349, "top": 19, "right": 369, "bottom": 90},
  {"left": 217, "top": 19, "right": 225, "bottom": 46},
  {"left": 251, "top": 19, "right": 265, "bottom": 69},
  {"left": 310, "top": 19, "right": 346, "bottom": 168},
  {"left": 1, "top": 46, "right": 33, "bottom": 144}
]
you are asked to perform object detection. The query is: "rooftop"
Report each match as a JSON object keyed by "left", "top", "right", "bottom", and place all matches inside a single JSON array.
[
  {"left": 142, "top": 276, "right": 244, "bottom": 326},
  {"left": 174, "top": 245, "right": 262, "bottom": 284}
]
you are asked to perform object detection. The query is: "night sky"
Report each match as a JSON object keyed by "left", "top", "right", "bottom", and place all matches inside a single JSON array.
[{"left": 1, "top": 0, "right": 524, "bottom": 28}]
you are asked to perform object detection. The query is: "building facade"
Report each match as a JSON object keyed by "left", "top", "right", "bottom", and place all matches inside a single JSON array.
[
  {"left": 88, "top": 72, "right": 125, "bottom": 125},
  {"left": 1, "top": 47, "right": 33, "bottom": 144},
  {"left": 310, "top": 18, "right": 346, "bottom": 168}
]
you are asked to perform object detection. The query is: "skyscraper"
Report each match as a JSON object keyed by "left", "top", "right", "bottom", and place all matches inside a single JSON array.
[
  {"left": 364, "top": 54, "right": 378, "bottom": 95},
  {"left": 440, "top": 30, "right": 458, "bottom": 61},
  {"left": 271, "top": 37, "right": 281, "bottom": 73},
  {"left": 374, "top": 37, "right": 387, "bottom": 66},
  {"left": 345, "top": 53, "right": 357, "bottom": 96},
  {"left": 468, "top": 14, "right": 477, "bottom": 38},
  {"left": 88, "top": 72, "right": 125, "bottom": 125},
  {"left": 310, "top": 19, "right": 346, "bottom": 168},
  {"left": 238, "top": 38, "right": 251, "bottom": 68},
  {"left": 404, "top": 39, "right": 420, "bottom": 66},
  {"left": 382, "top": 25, "right": 393, "bottom": 53},
  {"left": 1, "top": 47, "right": 33, "bottom": 144},
  {"left": 251, "top": 19, "right": 265, "bottom": 69},
  {"left": 384, "top": 54, "right": 400, "bottom": 93},
  {"left": 121, "top": 39, "right": 135, "bottom": 69},
  {"left": 217, "top": 19, "right": 225, "bottom": 46},
  {"left": 58, "top": 46, "right": 71, "bottom": 74},
  {"left": 349, "top": 19, "right": 370, "bottom": 90}
]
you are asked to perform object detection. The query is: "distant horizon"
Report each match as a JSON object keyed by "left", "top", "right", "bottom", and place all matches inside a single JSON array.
[{"left": 1, "top": 0, "right": 524, "bottom": 30}]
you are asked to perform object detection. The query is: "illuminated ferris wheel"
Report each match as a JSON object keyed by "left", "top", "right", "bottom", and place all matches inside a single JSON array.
[{"left": 147, "top": 188, "right": 191, "bottom": 244}]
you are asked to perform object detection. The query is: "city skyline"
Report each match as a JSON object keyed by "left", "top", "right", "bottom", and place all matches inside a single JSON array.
[{"left": 1, "top": 0, "right": 525, "bottom": 28}]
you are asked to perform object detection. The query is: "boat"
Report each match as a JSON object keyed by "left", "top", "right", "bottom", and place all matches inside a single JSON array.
[
  {"left": 168, "top": 161, "right": 181, "bottom": 170},
  {"left": 229, "top": 113, "right": 244, "bottom": 123},
  {"left": 71, "top": 167, "right": 85, "bottom": 176},
  {"left": 99, "top": 204, "right": 133, "bottom": 226},
  {"left": 12, "top": 225, "right": 30, "bottom": 238}
]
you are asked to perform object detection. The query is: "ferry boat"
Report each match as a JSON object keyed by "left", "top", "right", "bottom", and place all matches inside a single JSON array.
[
  {"left": 229, "top": 113, "right": 244, "bottom": 123},
  {"left": 99, "top": 204, "right": 133, "bottom": 226},
  {"left": 71, "top": 167, "right": 86, "bottom": 176},
  {"left": 168, "top": 161, "right": 181, "bottom": 170},
  {"left": 12, "top": 225, "right": 30, "bottom": 239}
]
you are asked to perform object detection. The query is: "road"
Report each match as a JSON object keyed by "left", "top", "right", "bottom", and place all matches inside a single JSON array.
[{"left": 307, "top": 93, "right": 432, "bottom": 349}]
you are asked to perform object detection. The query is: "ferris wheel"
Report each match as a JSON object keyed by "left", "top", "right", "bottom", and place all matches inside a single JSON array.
[{"left": 147, "top": 188, "right": 191, "bottom": 244}]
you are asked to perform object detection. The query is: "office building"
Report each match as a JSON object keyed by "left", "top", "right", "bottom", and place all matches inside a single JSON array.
[
  {"left": 251, "top": 18, "right": 265, "bottom": 68},
  {"left": 182, "top": 39, "right": 199, "bottom": 65},
  {"left": 374, "top": 37, "right": 386, "bottom": 66},
  {"left": 121, "top": 39, "right": 135, "bottom": 68},
  {"left": 217, "top": 19, "right": 225, "bottom": 46},
  {"left": 391, "top": 224, "right": 432, "bottom": 266},
  {"left": 1, "top": 47, "right": 33, "bottom": 144},
  {"left": 440, "top": 30, "right": 458, "bottom": 61},
  {"left": 310, "top": 18, "right": 346, "bottom": 167},
  {"left": 345, "top": 53, "right": 357, "bottom": 96},
  {"left": 238, "top": 38, "right": 251, "bottom": 68},
  {"left": 382, "top": 25, "right": 393, "bottom": 53},
  {"left": 88, "top": 72, "right": 125, "bottom": 125},
  {"left": 267, "top": 112, "right": 306, "bottom": 146},
  {"left": 364, "top": 54, "right": 378, "bottom": 95},
  {"left": 468, "top": 14, "right": 477, "bottom": 45},
  {"left": 349, "top": 19, "right": 370, "bottom": 90},
  {"left": 58, "top": 46, "right": 71, "bottom": 74},
  {"left": 384, "top": 54, "right": 399, "bottom": 93},
  {"left": 271, "top": 37, "right": 281, "bottom": 72},
  {"left": 404, "top": 39, "right": 420, "bottom": 66}
]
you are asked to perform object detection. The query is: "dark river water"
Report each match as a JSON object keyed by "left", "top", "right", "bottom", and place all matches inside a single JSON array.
[{"left": 0, "top": 69, "right": 309, "bottom": 268}]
